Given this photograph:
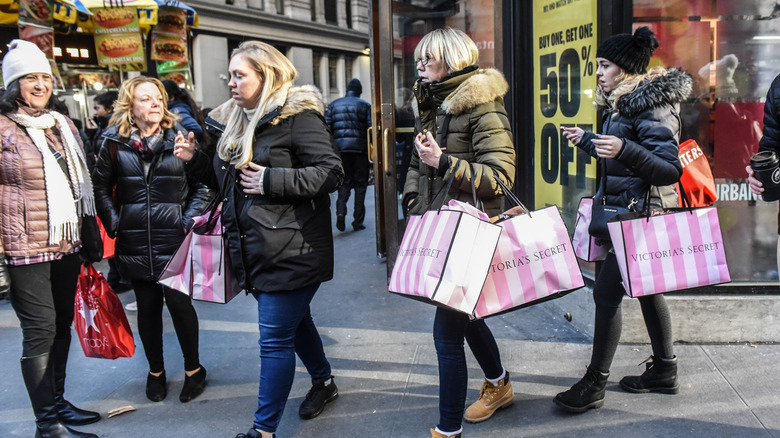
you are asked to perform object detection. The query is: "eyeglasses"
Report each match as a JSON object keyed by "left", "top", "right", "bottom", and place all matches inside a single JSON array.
[{"left": 415, "top": 55, "right": 433, "bottom": 66}]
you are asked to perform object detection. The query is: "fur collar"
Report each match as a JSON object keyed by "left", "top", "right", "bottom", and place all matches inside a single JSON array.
[
  {"left": 440, "top": 68, "right": 508, "bottom": 115},
  {"left": 207, "top": 85, "right": 325, "bottom": 128},
  {"left": 616, "top": 68, "right": 693, "bottom": 118}
]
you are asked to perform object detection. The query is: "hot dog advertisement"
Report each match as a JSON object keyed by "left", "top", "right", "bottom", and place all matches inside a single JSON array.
[
  {"left": 92, "top": 7, "right": 140, "bottom": 35},
  {"left": 155, "top": 7, "right": 187, "bottom": 35},
  {"left": 18, "top": 0, "right": 52, "bottom": 26},
  {"left": 151, "top": 33, "right": 187, "bottom": 63},
  {"left": 95, "top": 33, "right": 144, "bottom": 65}
]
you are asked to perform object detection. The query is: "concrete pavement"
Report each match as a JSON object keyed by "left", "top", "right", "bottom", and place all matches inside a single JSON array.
[{"left": 1, "top": 190, "right": 779, "bottom": 437}]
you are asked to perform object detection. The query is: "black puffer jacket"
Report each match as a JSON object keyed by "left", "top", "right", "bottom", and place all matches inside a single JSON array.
[
  {"left": 92, "top": 125, "right": 214, "bottom": 281},
  {"left": 579, "top": 68, "right": 692, "bottom": 211},
  {"left": 325, "top": 90, "right": 371, "bottom": 154},
  {"left": 192, "top": 85, "right": 343, "bottom": 293},
  {"left": 759, "top": 73, "right": 780, "bottom": 154}
]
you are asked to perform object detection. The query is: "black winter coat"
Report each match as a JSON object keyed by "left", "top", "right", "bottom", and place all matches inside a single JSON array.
[
  {"left": 325, "top": 90, "right": 371, "bottom": 154},
  {"left": 758, "top": 73, "right": 780, "bottom": 232},
  {"left": 92, "top": 125, "right": 214, "bottom": 281},
  {"left": 193, "top": 85, "right": 343, "bottom": 293},
  {"left": 579, "top": 68, "right": 692, "bottom": 211}
]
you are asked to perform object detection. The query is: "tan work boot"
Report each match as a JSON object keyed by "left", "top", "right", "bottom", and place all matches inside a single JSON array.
[
  {"left": 463, "top": 371, "right": 514, "bottom": 423},
  {"left": 430, "top": 428, "right": 461, "bottom": 438}
]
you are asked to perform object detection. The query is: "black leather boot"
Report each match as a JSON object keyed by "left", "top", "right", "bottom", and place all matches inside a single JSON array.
[
  {"left": 51, "top": 337, "right": 101, "bottom": 425},
  {"left": 553, "top": 366, "right": 609, "bottom": 413},
  {"left": 619, "top": 355, "right": 680, "bottom": 394},
  {"left": 21, "top": 353, "right": 97, "bottom": 438}
]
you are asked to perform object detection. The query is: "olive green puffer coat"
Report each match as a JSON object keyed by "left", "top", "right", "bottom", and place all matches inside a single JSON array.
[{"left": 403, "top": 66, "right": 516, "bottom": 217}]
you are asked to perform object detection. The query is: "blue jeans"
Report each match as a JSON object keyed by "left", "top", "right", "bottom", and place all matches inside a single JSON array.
[
  {"left": 252, "top": 283, "right": 332, "bottom": 433},
  {"left": 433, "top": 307, "right": 503, "bottom": 432}
]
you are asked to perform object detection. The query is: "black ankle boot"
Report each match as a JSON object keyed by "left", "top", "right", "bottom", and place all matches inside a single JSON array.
[
  {"left": 619, "top": 355, "right": 679, "bottom": 394},
  {"left": 50, "top": 338, "right": 101, "bottom": 426},
  {"left": 553, "top": 366, "right": 609, "bottom": 413},
  {"left": 179, "top": 366, "right": 207, "bottom": 402},
  {"left": 21, "top": 354, "right": 97, "bottom": 438},
  {"left": 299, "top": 376, "right": 338, "bottom": 419},
  {"left": 146, "top": 371, "right": 167, "bottom": 402}
]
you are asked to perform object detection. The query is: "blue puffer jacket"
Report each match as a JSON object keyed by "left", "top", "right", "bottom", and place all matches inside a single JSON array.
[
  {"left": 325, "top": 90, "right": 371, "bottom": 154},
  {"left": 168, "top": 100, "right": 203, "bottom": 140},
  {"left": 578, "top": 68, "right": 692, "bottom": 211}
]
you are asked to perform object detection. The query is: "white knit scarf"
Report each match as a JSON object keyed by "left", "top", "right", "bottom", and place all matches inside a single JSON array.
[{"left": 8, "top": 111, "right": 96, "bottom": 245}]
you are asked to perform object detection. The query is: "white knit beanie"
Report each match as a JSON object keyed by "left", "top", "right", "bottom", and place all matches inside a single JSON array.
[{"left": 2, "top": 39, "right": 53, "bottom": 86}]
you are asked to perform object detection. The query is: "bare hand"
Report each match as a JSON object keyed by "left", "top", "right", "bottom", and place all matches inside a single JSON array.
[
  {"left": 86, "top": 118, "right": 97, "bottom": 130},
  {"left": 592, "top": 134, "right": 624, "bottom": 159},
  {"left": 746, "top": 165, "right": 763, "bottom": 195},
  {"left": 561, "top": 126, "right": 584, "bottom": 145},
  {"left": 415, "top": 131, "right": 442, "bottom": 168},
  {"left": 240, "top": 162, "right": 266, "bottom": 195},
  {"left": 173, "top": 131, "right": 196, "bottom": 162}
]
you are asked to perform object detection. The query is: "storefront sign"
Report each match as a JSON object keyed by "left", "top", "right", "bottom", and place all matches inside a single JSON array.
[{"left": 532, "top": 0, "right": 598, "bottom": 211}]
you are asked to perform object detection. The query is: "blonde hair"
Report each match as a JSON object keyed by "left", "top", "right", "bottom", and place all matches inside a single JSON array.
[
  {"left": 218, "top": 41, "right": 298, "bottom": 168},
  {"left": 414, "top": 27, "right": 479, "bottom": 74},
  {"left": 110, "top": 76, "right": 178, "bottom": 137},
  {"left": 596, "top": 66, "right": 667, "bottom": 109}
]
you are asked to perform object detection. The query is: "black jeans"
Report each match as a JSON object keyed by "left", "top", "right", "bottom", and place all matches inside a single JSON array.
[
  {"left": 589, "top": 251, "right": 674, "bottom": 373},
  {"left": 8, "top": 253, "right": 82, "bottom": 357},
  {"left": 132, "top": 280, "right": 201, "bottom": 372},
  {"left": 336, "top": 152, "right": 370, "bottom": 226}
]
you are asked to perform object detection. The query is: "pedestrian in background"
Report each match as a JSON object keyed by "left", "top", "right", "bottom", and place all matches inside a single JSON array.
[
  {"left": 746, "top": 73, "right": 780, "bottom": 276},
  {"left": 1, "top": 39, "right": 100, "bottom": 438},
  {"left": 557, "top": 26, "right": 692, "bottom": 413},
  {"left": 92, "top": 76, "right": 214, "bottom": 404},
  {"left": 326, "top": 78, "right": 371, "bottom": 231},
  {"left": 162, "top": 79, "right": 206, "bottom": 142},
  {"left": 173, "top": 40, "right": 343, "bottom": 438},
  {"left": 403, "top": 27, "right": 517, "bottom": 438}
]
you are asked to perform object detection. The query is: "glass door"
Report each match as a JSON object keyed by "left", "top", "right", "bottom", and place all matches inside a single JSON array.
[{"left": 369, "top": 0, "right": 499, "bottom": 278}]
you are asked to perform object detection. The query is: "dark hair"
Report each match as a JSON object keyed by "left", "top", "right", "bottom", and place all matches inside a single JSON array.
[
  {"left": 93, "top": 90, "right": 118, "bottom": 110},
  {"left": 0, "top": 79, "right": 68, "bottom": 114},
  {"left": 162, "top": 79, "right": 208, "bottom": 142}
]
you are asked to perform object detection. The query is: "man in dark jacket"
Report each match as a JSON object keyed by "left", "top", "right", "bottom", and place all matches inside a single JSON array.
[{"left": 326, "top": 78, "right": 371, "bottom": 231}]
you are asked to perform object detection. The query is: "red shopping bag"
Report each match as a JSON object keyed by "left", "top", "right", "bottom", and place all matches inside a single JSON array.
[
  {"left": 678, "top": 139, "right": 717, "bottom": 207},
  {"left": 96, "top": 216, "right": 115, "bottom": 259},
  {"left": 572, "top": 197, "right": 609, "bottom": 262},
  {"left": 74, "top": 263, "right": 135, "bottom": 359}
]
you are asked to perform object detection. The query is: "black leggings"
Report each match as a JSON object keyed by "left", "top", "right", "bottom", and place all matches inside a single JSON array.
[
  {"left": 132, "top": 280, "right": 200, "bottom": 372},
  {"left": 8, "top": 254, "right": 82, "bottom": 357},
  {"left": 589, "top": 252, "right": 674, "bottom": 373}
]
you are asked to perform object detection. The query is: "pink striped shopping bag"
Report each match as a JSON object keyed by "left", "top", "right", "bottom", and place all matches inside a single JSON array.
[
  {"left": 607, "top": 206, "right": 730, "bottom": 297},
  {"left": 389, "top": 209, "right": 502, "bottom": 315},
  {"left": 572, "top": 197, "right": 609, "bottom": 262},
  {"left": 473, "top": 205, "right": 585, "bottom": 318}
]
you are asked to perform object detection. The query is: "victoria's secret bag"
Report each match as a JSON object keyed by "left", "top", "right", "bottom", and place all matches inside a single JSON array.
[{"left": 589, "top": 159, "right": 640, "bottom": 239}]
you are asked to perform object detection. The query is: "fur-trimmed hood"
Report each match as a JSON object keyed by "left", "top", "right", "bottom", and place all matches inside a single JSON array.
[
  {"left": 616, "top": 68, "right": 693, "bottom": 118},
  {"left": 207, "top": 84, "right": 325, "bottom": 130},
  {"left": 413, "top": 67, "right": 509, "bottom": 118}
]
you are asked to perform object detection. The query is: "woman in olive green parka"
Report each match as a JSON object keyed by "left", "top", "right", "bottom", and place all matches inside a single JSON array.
[{"left": 402, "top": 28, "right": 517, "bottom": 438}]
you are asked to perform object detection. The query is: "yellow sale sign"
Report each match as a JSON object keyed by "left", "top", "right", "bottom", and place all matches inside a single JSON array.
[{"left": 532, "top": 0, "right": 598, "bottom": 210}]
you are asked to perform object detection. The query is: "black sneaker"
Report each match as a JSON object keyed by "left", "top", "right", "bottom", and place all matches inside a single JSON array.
[{"left": 299, "top": 376, "right": 338, "bottom": 419}]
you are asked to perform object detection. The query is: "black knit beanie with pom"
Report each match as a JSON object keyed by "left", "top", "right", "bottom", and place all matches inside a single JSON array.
[{"left": 596, "top": 26, "right": 659, "bottom": 74}]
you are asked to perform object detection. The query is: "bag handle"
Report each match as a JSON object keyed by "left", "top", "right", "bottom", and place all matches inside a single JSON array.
[
  {"left": 429, "top": 160, "right": 480, "bottom": 213},
  {"left": 494, "top": 172, "right": 530, "bottom": 218}
]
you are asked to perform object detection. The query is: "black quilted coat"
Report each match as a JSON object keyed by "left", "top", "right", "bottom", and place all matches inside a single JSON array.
[
  {"left": 579, "top": 68, "right": 693, "bottom": 211},
  {"left": 92, "top": 125, "right": 214, "bottom": 281}
]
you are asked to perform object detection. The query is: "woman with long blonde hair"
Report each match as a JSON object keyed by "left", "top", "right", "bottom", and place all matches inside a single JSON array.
[{"left": 174, "top": 41, "right": 343, "bottom": 438}]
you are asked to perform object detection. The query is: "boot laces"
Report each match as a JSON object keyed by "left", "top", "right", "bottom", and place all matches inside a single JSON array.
[{"left": 478, "top": 378, "right": 504, "bottom": 402}]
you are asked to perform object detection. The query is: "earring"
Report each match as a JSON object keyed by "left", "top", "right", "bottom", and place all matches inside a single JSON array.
[{"left": 129, "top": 115, "right": 135, "bottom": 126}]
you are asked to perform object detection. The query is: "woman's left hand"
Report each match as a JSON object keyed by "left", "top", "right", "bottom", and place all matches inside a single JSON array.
[
  {"left": 415, "top": 131, "right": 442, "bottom": 168},
  {"left": 591, "top": 134, "right": 624, "bottom": 159},
  {"left": 240, "top": 162, "right": 266, "bottom": 195}
]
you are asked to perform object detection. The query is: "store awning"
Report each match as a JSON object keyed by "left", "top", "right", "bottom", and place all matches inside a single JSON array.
[{"left": 0, "top": 0, "right": 197, "bottom": 30}]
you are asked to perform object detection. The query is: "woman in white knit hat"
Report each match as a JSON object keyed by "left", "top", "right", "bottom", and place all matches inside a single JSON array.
[{"left": 0, "top": 40, "right": 100, "bottom": 438}]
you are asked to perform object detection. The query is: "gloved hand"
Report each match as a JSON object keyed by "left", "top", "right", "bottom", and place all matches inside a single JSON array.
[{"left": 0, "top": 257, "right": 11, "bottom": 298}]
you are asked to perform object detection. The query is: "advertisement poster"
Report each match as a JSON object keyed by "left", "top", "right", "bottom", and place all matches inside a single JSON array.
[
  {"left": 18, "top": 0, "right": 52, "bottom": 26},
  {"left": 532, "top": 0, "right": 598, "bottom": 217},
  {"left": 19, "top": 22, "right": 53, "bottom": 58},
  {"left": 92, "top": 7, "right": 144, "bottom": 67},
  {"left": 156, "top": 60, "right": 192, "bottom": 89},
  {"left": 155, "top": 7, "right": 187, "bottom": 35},
  {"left": 151, "top": 33, "right": 187, "bottom": 63}
]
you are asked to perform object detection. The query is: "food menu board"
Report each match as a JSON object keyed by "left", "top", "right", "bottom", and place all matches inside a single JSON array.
[
  {"left": 92, "top": 7, "right": 145, "bottom": 67},
  {"left": 151, "top": 7, "right": 188, "bottom": 63}
]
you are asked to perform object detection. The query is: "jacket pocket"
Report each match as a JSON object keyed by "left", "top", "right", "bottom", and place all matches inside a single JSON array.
[{"left": 246, "top": 204, "right": 302, "bottom": 230}]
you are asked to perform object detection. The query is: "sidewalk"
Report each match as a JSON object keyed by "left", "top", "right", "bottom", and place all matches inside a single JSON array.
[{"left": 1, "top": 190, "right": 779, "bottom": 437}]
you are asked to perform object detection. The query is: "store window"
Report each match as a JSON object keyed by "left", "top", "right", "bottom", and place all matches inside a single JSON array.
[
  {"left": 634, "top": 0, "right": 780, "bottom": 283},
  {"left": 325, "top": 0, "right": 338, "bottom": 25}
]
